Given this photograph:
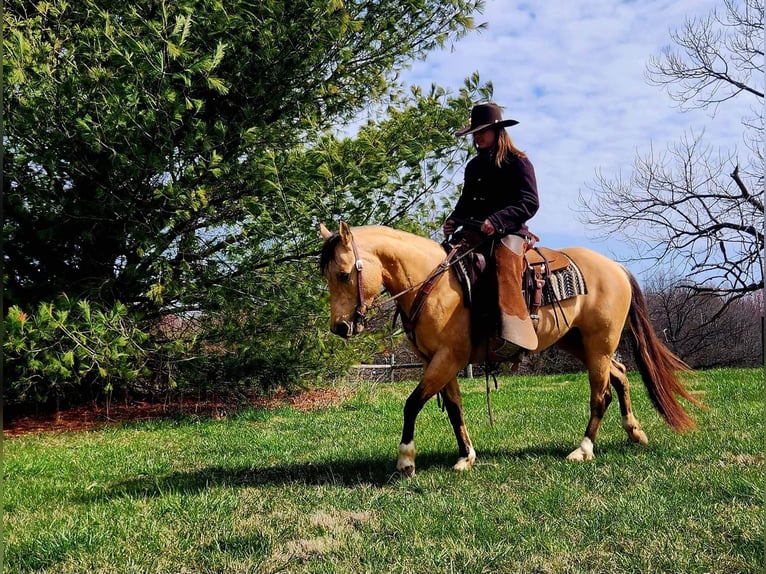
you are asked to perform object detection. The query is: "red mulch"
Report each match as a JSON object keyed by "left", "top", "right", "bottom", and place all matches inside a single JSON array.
[{"left": 3, "top": 387, "right": 348, "bottom": 438}]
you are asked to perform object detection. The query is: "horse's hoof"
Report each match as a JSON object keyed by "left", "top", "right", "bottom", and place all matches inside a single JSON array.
[
  {"left": 566, "top": 447, "right": 595, "bottom": 461},
  {"left": 397, "top": 442, "right": 416, "bottom": 477},
  {"left": 398, "top": 464, "right": 415, "bottom": 477},
  {"left": 622, "top": 416, "right": 649, "bottom": 445},
  {"left": 567, "top": 438, "right": 595, "bottom": 461},
  {"left": 631, "top": 430, "right": 649, "bottom": 445},
  {"left": 453, "top": 448, "right": 476, "bottom": 472}
]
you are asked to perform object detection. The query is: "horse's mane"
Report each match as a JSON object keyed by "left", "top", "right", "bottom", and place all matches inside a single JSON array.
[
  {"left": 319, "top": 232, "right": 342, "bottom": 274},
  {"left": 319, "top": 225, "right": 442, "bottom": 275}
]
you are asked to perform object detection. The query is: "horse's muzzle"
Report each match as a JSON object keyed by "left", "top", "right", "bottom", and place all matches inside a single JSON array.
[
  {"left": 331, "top": 321, "right": 353, "bottom": 338},
  {"left": 331, "top": 320, "right": 364, "bottom": 338}
]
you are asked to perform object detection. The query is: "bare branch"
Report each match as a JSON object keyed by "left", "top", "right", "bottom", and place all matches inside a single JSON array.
[
  {"left": 731, "top": 163, "right": 765, "bottom": 212},
  {"left": 580, "top": 4, "right": 763, "bottom": 298}
]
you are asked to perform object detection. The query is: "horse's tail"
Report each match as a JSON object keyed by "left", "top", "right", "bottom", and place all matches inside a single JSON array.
[{"left": 625, "top": 271, "right": 703, "bottom": 431}]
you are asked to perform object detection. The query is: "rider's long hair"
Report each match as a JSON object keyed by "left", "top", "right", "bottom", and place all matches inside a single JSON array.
[
  {"left": 494, "top": 128, "right": 527, "bottom": 167},
  {"left": 473, "top": 126, "right": 527, "bottom": 167}
]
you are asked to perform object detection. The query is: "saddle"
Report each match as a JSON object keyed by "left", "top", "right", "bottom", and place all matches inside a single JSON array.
[
  {"left": 523, "top": 246, "right": 574, "bottom": 320},
  {"left": 525, "top": 246, "right": 572, "bottom": 274},
  {"left": 444, "top": 239, "right": 587, "bottom": 327}
]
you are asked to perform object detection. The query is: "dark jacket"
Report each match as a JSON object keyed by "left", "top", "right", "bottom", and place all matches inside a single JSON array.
[{"left": 449, "top": 149, "right": 539, "bottom": 237}]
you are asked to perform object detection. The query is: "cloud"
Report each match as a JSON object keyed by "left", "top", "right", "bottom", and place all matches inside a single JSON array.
[{"left": 401, "top": 0, "right": 749, "bottom": 265}]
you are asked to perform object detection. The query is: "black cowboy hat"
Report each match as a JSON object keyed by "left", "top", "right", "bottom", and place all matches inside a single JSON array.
[{"left": 455, "top": 102, "right": 519, "bottom": 136}]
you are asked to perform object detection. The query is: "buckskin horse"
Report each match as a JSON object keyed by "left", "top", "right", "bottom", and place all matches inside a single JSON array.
[{"left": 319, "top": 222, "right": 701, "bottom": 476}]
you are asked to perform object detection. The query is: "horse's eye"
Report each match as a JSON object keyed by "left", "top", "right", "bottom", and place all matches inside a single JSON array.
[{"left": 338, "top": 272, "right": 351, "bottom": 283}]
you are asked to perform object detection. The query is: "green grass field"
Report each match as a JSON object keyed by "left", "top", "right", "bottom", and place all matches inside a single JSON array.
[{"left": 4, "top": 368, "right": 763, "bottom": 573}]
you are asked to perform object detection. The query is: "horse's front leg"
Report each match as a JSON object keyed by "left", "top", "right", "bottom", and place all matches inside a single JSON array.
[
  {"left": 397, "top": 383, "right": 431, "bottom": 477},
  {"left": 397, "top": 353, "right": 462, "bottom": 477}
]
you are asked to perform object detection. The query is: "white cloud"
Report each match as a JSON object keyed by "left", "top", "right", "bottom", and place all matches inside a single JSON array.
[{"left": 401, "top": 0, "right": 750, "bottom": 268}]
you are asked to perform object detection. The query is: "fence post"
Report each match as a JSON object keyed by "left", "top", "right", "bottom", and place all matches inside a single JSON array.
[
  {"left": 466, "top": 364, "right": 473, "bottom": 378},
  {"left": 390, "top": 354, "right": 395, "bottom": 383}
]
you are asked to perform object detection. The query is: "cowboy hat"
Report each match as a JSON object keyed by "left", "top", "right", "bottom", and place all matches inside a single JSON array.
[{"left": 455, "top": 102, "right": 519, "bottom": 137}]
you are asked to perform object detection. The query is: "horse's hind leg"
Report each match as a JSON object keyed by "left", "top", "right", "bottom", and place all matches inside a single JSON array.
[
  {"left": 440, "top": 377, "right": 476, "bottom": 472},
  {"left": 609, "top": 359, "right": 648, "bottom": 445},
  {"left": 567, "top": 355, "right": 613, "bottom": 461}
]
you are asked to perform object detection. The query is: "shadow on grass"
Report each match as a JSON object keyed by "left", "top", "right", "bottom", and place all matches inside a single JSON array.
[
  {"left": 91, "top": 458, "right": 391, "bottom": 501},
  {"left": 86, "top": 442, "right": 587, "bottom": 501}
]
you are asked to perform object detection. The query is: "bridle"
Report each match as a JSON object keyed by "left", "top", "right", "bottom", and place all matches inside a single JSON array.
[{"left": 349, "top": 237, "right": 368, "bottom": 329}]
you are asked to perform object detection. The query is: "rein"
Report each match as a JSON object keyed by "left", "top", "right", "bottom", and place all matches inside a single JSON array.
[{"left": 398, "top": 251, "right": 455, "bottom": 333}]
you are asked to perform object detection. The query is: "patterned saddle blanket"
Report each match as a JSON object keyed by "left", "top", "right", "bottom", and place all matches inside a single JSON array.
[{"left": 525, "top": 247, "right": 588, "bottom": 308}]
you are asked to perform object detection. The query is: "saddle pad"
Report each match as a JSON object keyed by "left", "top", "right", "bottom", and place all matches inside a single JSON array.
[
  {"left": 541, "top": 255, "right": 587, "bottom": 306},
  {"left": 441, "top": 241, "right": 483, "bottom": 307}
]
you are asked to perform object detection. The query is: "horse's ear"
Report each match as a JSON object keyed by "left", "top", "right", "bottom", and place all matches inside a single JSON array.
[
  {"left": 339, "top": 221, "right": 352, "bottom": 246},
  {"left": 319, "top": 223, "right": 333, "bottom": 241}
]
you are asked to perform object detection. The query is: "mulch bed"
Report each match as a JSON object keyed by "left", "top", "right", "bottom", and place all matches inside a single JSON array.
[{"left": 3, "top": 387, "right": 349, "bottom": 438}]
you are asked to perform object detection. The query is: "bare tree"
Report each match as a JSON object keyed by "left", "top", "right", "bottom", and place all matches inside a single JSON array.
[
  {"left": 579, "top": 0, "right": 764, "bottom": 300},
  {"left": 644, "top": 272, "right": 763, "bottom": 368}
]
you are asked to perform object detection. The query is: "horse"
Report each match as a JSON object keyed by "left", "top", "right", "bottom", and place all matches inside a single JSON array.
[{"left": 319, "top": 222, "right": 701, "bottom": 476}]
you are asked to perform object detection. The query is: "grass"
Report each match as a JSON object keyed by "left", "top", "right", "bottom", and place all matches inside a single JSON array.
[{"left": 3, "top": 368, "right": 763, "bottom": 573}]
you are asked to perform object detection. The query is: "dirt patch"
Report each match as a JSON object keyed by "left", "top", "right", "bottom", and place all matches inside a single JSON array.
[
  {"left": 720, "top": 452, "right": 764, "bottom": 466},
  {"left": 270, "top": 509, "right": 375, "bottom": 566},
  {"left": 3, "top": 387, "right": 350, "bottom": 438},
  {"left": 310, "top": 510, "right": 374, "bottom": 532}
]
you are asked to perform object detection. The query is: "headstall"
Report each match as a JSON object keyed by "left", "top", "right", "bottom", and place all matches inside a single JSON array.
[{"left": 349, "top": 237, "right": 368, "bottom": 327}]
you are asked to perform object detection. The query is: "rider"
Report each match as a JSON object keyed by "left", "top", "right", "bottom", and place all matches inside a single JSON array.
[{"left": 443, "top": 102, "right": 540, "bottom": 356}]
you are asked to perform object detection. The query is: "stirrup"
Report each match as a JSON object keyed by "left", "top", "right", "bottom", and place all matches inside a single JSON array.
[{"left": 489, "top": 337, "right": 523, "bottom": 361}]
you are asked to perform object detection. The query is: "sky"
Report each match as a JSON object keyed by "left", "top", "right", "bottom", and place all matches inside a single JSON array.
[{"left": 399, "top": 0, "right": 751, "bottom": 277}]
